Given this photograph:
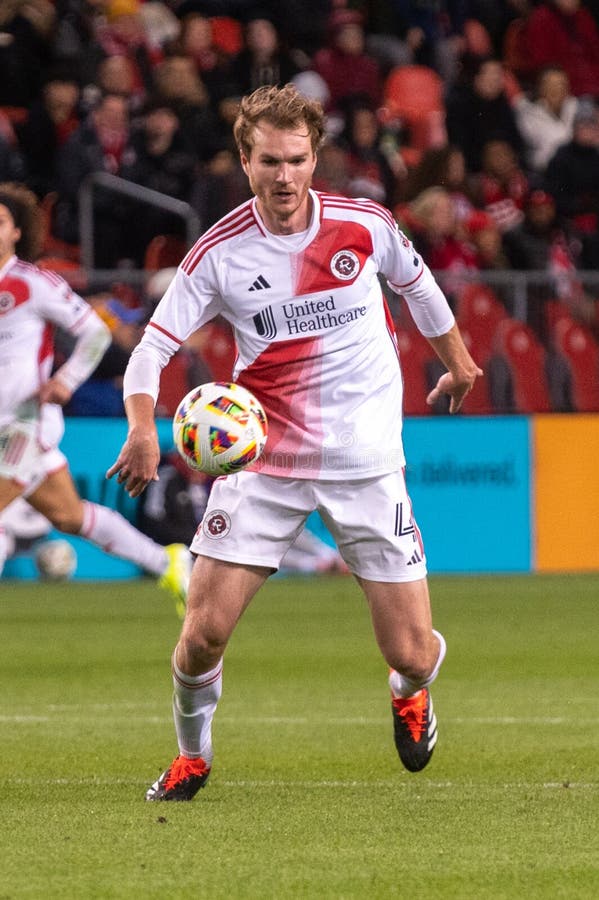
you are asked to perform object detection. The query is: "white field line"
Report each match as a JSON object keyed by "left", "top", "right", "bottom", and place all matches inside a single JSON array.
[
  {"left": 0, "top": 713, "right": 596, "bottom": 726},
  {"left": 3, "top": 776, "right": 598, "bottom": 790}
]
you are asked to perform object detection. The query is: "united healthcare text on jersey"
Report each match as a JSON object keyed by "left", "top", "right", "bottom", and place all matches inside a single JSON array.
[{"left": 282, "top": 296, "right": 367, "bottom": 335}]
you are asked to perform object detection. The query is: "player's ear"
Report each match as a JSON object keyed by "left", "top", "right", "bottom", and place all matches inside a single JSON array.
[{"left": 240, "top": 148, "right": 250, "bottom": 175}]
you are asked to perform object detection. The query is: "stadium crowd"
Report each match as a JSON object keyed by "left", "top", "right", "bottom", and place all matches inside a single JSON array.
[{"left": 2, "top": 0, "right": 599, "bottom": 414}]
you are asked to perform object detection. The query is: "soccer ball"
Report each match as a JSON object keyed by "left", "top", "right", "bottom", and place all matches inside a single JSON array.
[
  {"left": 35, "top": 539, "right": 77, "bottom": 581},
  {"left": 173, "top": 381, "right": 268, "bottom": 475}
]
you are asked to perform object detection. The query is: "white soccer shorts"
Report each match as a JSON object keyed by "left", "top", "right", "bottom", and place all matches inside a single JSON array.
[
  {"left": 190, "top": 469, "right": 427, "bottom": 583},
  {"left": 0, "top": 417, "right": 67, "bottom": 496}
]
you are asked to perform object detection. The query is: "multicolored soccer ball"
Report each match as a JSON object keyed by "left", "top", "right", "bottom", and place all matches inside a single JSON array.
[
  {"left": 35, "top": 539, "right": 77, "bottom": 581},
  {"left": 173, "top": 381, "right": 268, "bottom": 475}
]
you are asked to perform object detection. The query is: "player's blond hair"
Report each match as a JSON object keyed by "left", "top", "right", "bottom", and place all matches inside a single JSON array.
[
  {"left": 233, "top": 83, "right": 326, "bottom": 158},
  {"left": 0, "top": 182, "right": 42, "bottom": 262}
]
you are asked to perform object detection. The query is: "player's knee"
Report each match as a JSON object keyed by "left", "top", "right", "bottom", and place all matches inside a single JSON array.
[
  {"left": 49, "top": 509, "right": 84, "bottom": 534},
  {"left": 389, "top": 634, "right": 441, "bottom": 684},
  {"left": 179, "top": 622, "right": 226, "bottom": 669}
]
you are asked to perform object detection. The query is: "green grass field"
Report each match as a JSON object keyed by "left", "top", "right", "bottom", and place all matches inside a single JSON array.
[{"left": 1, "top": 573, "right": 598, "bottom": 899}]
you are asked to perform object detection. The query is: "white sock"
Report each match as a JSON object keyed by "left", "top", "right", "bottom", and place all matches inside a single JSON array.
[
  {"left": 389, "top": 629, "right": 447, "bottom": 698},
  {"left": 79, "top": 501, "right": 167, "bottom": 575},
  {"left": 172, "top": 655, "right": 223, "bottom": 764}
]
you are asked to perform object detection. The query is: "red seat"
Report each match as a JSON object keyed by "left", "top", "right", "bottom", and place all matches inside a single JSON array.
[
  {"left": 144, "top": 234, "right": 187, "bottom": 271},
  {"left": 456, "top": 283, "right": 508, "bottom": 364},
  {"left": 156, "top": 352, "right": 194, "bottom": 417},
  {"left": 194, "top": 320, "right": 236, "bottom": 382},
  {"left": 210, "top": 16, "right": 243, "bottom": 54},
  {"left": 544, "top": 299, "right": 569, "bottom": 329},
  {"left": 396, "top": 327, "right": 437, "bottom": 416},
  {"left": 458, "top": 325, "right": 494, "bottom": 415},
  {"left": 37, "top": 256, "right": 88, "bottom": 292},
  {"left": 380, "top": 65, "right": 446, "bottom": 151},
  {"left": 492, "top": 318, "right": 552, "bottom": 413},
  {"left": 551, "top": 316, "right": 599, "bottom": 412}
]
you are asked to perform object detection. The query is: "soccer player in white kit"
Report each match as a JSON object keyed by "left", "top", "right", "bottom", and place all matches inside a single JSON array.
[
  {"left": 108, "top": 85, "right": 483, "bottom": 800},
  {"left": 0, "top": 183, "right": 190, "bottom": 613}
]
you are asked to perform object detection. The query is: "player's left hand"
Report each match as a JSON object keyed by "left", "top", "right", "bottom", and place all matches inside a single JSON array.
[
  {"left": 106, "top": 428, "right": 160, "bottom": 498},
  {"left": 426, "top": 366, "right": 483, "bottom": 414},
  {"left": 38, "top": 377, "right": 73, "bottom": 407}
]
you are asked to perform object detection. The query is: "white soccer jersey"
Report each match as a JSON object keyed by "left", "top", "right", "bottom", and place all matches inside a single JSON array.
[
  {"left": 0, "top": 255, "right": 107, "bottom": 442},
  {"left": 126, "top": 191, "right": 455, "bottom": 479}
]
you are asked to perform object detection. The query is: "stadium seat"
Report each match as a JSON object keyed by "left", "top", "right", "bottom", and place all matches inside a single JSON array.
[
  {"left": 396, "top": 327, "right": 439, "bottom": 416},
  {"left": 144, "top": 234, "right": 187, "bottom": 271},
  {"left": 210, "top": 16, "right": 243, "bottom": 54},
  {"left": 37, "top": 256, "right": 87, "bottom": 292},
  {"left": 456, "top": 282, "right": 509, "bottom": 364},
  {"left": 550, "top": 315, "right": 599, "bottom": 412},
  {"left": 544, "top": 299, "right": 571, "bottom": 333},
  {"left": 491, "top": 318, "right": 552, "bottom": 413},
  {"left": 458, "top": 326, "right": 494, "bottom": 415},
  {"left": 380, "top": 65, "right": 446, "bottom": 151},
  {"left": 156, "top": 351, "right": 195, "bottom": 418},
  {"left": 191, "top": 319, "right": 237, "bottom": 382}
]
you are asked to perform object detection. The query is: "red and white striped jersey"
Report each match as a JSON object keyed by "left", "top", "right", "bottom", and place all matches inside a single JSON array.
[
  {"left": 127, "top": 191, "right": 455, "bottom": 479},
  {"left": 0, "top": 255, "right": 106, "bottom": 435}
]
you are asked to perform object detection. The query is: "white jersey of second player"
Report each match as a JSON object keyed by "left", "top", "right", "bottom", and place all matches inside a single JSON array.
[
  {"left": 125, "top": 191, "right": 455, "bottom": 479},
  {"left": 0, "top": 254, "right": 109, "bottom": 444}
]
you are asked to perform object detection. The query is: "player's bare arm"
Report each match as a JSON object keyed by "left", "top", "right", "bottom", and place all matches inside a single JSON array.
[
  {"left": 425, "top": 323, "right": 483, "bottom": 413},
  {"left": 106, "top": 393, "right": 161, "bottom": 498}
]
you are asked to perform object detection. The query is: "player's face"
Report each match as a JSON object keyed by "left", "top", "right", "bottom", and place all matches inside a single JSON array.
[
  {"left": 0, "top": 205, "right": 21, "bottom": 267},
  {"left": 240, "top": 121, "right": 317, "bottom": 234}
]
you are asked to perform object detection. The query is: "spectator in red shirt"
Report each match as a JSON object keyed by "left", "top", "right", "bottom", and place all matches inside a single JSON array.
[
  {"left": 472, "top": 139, "right": 529, "bottom": 233},
  {"left": 313, "top": 8, "right": 382, "bottom": 116},
  {"left": 522, "top": 0, "right": 599, "bottom": 98}
]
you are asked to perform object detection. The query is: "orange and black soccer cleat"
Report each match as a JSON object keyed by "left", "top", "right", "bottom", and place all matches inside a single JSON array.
[
  {"left": 145, "top": 754, "right": 211, "bottom": 801},
  {"left": 391, "top": 687, "right": 437, "bottom": 772}
]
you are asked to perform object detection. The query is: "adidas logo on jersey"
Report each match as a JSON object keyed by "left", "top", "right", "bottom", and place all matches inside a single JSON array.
[{"left": 248, "top": 275, "right": 271, "bottom": 291}]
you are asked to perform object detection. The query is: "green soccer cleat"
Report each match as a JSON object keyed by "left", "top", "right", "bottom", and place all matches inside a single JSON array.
[{"left": 158, "top": 543, "right": 191, "bottom": 619}]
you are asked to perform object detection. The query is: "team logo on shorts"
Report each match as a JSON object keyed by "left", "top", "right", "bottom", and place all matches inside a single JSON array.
[
  {"left": 0, "top": 292, "right": 15, "bottom": 314},
  {"left": 202, "top": 509, "right": 231, "bottom": 539},
  {"left": 330, "top": 250, "right": 360, "bottom": 281}
]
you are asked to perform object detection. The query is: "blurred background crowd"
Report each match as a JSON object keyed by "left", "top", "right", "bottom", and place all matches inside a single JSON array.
[{"left": 2, "top": 0, "right": 599, "bottom": 418}]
